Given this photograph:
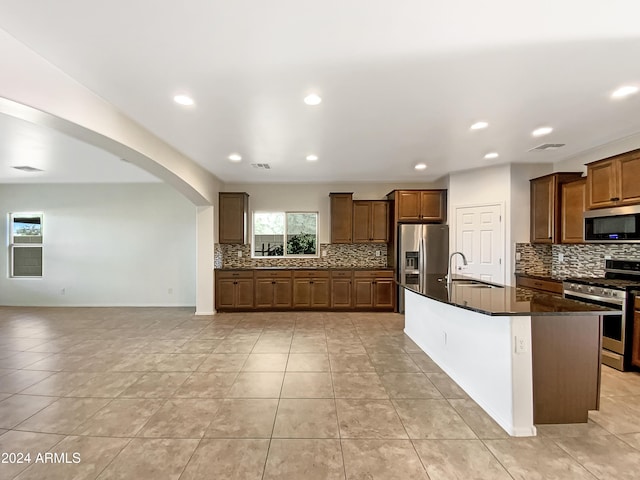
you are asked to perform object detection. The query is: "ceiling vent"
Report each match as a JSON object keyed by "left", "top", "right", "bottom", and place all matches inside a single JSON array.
[
  {"left": 529, "top": 143, "right": 566, "bottom": 152},
  {"left": 12, "top": 165, "right": 43, "bottom": 172},
  {"left": 251, "top": 163, "right": 271, "bottom": 170}
]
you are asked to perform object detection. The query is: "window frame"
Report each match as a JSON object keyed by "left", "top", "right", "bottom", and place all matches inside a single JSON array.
[
  {"left": 8, "top": 212, "right": 44, "bottom": 278},
  {"left": 251, "top": 210, "right": 319, "bottom": 258}
]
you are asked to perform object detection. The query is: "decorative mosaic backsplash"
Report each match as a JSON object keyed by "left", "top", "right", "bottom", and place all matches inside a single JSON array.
[
  {"left": 215, "top": 243, "right": 388, "bottom": 269},
  {"left": 516, "top": 243, "right": 640, "bottom": 278}
]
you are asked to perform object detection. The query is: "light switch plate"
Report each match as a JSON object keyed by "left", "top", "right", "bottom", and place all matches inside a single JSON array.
[{"left": 237, "top": 250, "right": 242, "bottom": 258}]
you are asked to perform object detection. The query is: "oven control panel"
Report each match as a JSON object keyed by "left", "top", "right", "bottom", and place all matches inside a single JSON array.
[{"left": 563, "top": 282, "right": 627, "bottom": 305}]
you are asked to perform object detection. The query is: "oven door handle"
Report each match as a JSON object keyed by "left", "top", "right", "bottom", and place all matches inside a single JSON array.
[{"left": 563, "top": 290, "right": 624, "bottom": 306}]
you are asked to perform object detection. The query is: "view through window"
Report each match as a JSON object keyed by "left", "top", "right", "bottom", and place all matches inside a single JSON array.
[
  {"left": 9, "top": 212, "right": 43, "bottom": 277},
  {"left": 253, "top": 212, "right": 318, "bottom": 257}
]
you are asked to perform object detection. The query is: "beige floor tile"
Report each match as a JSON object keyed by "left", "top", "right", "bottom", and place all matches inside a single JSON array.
[
  {"left": 448, "top": 398, "right": 509, "bottom": 439},
  {"left": 554, "top": 434, "right": 640, "bottom": 480},
  {"left": 336, "top": 399, "right": 407, "bottom": 439},
  {"left": 15, "top": 435, "right": 130, "bottom": 480},
  {"left": 0, "top": 430, "right": 64, "bottom": 478},
  {"left": 174, "top": 340, "right": 221, "bottom": 353},
  {"left": 369, "top": 354, "right": 421, "bottom": 373},
  {"left": 205, "top": 398, "right": 278, "bottom": 438},
  {"left": 290, "top": 338, "right": 328, "bottom": 353},
  {"left": 536, "top": 419, "right": 610, "bottom": 438},
  {"left": 65, "top": 372, "right": 141, "bottom": 397},
  {"left": 393, "top": 399, "right": 476, "bottom": 439},
  {"left": 197, "top": 353, "right": 248, "bottom": 372},
  {"left": 286, "top": 354, "right": 330, "bottom": 372},
  {"left": 15, "top": 397, "right": 110, "bottom": 434},
  {"left": 119, "top": 372, "right": 191, "bottom": 398},
  {"left": 485, "top": 437, "right": 596, "bottom": 480},
  {"left": 0, "top": 352, "right": 53, "bottom": 369},
  {"left": 408, "top": 353, "right": 444, "bottom": 373},
  {"left": 273, "top": 399, "right": 339, "bottom": 438},
  {"left": 20, "top": 372, "right": 97, "bottom": 396},
  {"left": 326, "top": 340, "right": 367, "bottom": 355},
  {"left": 0, "top": 369, "right": 54, "bottom": 394},
  {"left": 617, "top": 432, "right": 640, "bottom": 450},
  {"left": 600, "top": 368, "right": 640, "bottom": 397},
  {"left": 281, "top": 372, "right": 334, "bottom": 398},
  {"left": 96, "top": 438, "right": 199, "bottom": 480},
  {"left": 264, "top": 439, "right": 345, "bottom": 480},
  {"left": 426, "top": 373, "right": 469, "bottom": 399},
  {"left": 332, "top": 373, "right": 389, "bottom": 399},
  {"left": 241, "top": 353, "right": 289, "bottom": 372},
  {"left": 180, "top": 438, "right": 269, "bottom": 480},
  {"left": 0, "top": 394, "right": 58, "bottom": 429},
  {"left": 251, "top": 339, "right": 292, "bottom": 353},
  {"left": 138, "top": 398, "right": 221, "bottom": 438},
  {"left": 341, "top": 439, "right": 428, "bottom": 480},
  {"left": 73, "top": 398, "right": 164, "bottom": 436},
  {"left": 589, "top": 395, "right": 640, "bottom": 434},
  {"left": 413, "top": 439, "right": 511, "bottom": 480},
  {"left": 226, "top": 372, "right": 284, "bottom": 397},
  {"left": 214, "top": 337, "right": 259, "bottom": 353},
  {"left": 173, "top": 372, "right": 237, "bottom": 397},
  {"left": 329, "top": 354, "right": 376, "bottom": 373},
  {"left": 379, "top": 373, "right": 442, "bottom": 399},
  {"left": 152, "top": 353, "right": 207, "bottom": 372}
]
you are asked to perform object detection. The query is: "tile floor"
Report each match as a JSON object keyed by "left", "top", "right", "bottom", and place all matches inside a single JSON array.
[{"left": 0, "top": 307, "right": 640, "bottom": 479}]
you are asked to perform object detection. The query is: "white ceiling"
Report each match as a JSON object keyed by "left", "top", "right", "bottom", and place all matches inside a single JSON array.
[{"left": 0, "top": 0, "right": 639, "bottom": 184}]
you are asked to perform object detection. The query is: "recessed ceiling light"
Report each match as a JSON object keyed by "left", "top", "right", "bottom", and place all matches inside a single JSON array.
[
  {"left": 414, "top": 163, "right": 427, "bottom": 171},
  {"left": 484, "top": 152, "right": 499, "bottom": 159},
  {"left": 306, "top": 154, "right": 318, "bottom": 161},
  {"left": 532, "top": 126, "right": 553, "bottom": 137},
  {"left": 304, "top": 94, "right": 322, "bottom": 106},
  {"left": 611, "top": 85, "right": 639, "bottom": 99},
  {"left": 173, "top": 94, "right": 195, "bottom": 106},
  {"left": 470, "top": 121, "right": 489, "bottom": 130},
  {"left": 228, "top": 153, "right": 242, "bottom": 162}
]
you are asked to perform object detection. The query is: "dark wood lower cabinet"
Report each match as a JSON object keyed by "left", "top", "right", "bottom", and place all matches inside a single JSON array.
[
  {"left": 215, "top": 271, "right": 254, "bottom": 310},
  {"left": 353, "top": 271, "right": 395, "bottom": 310},
  {"left": 331, "top": 271, "right": 353, "bottom": 308},
  {"left": 255, "top": 278, "right": 292, "bottom": 309},
  {"left": 293, "top": 271, "right": 330, "bottom": 308},
  {"left": 633, "top": 298, "right": 640, "bottom": 368}
]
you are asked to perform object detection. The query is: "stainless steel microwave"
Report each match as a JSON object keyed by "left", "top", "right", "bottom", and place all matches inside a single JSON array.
[{"left": 584, "top": 205, "right": 640, "bottom": 242}]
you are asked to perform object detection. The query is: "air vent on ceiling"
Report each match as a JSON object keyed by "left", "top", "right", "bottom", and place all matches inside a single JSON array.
[
  {"left": 251, "top": 163, "right": 271, "bottom": 170},
  {"left": 529, "top": 143, "right": 566, "bottom": 152},
  {"left": 12, "top": 165, "right": 43, "bottom": 172}
]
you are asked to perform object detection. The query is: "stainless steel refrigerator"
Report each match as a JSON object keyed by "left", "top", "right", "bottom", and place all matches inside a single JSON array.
[{"left": 398, "top": 224, "right": 449, "bottom": 312}]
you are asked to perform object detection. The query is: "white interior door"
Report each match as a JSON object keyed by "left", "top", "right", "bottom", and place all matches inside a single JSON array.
[{"left": 454, "top": 204, "right": 504, "bottom": 283}]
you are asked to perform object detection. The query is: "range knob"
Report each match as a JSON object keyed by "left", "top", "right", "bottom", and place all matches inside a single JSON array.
[{"left": 587, "top": 286, "right": 595, "bottom": 293}]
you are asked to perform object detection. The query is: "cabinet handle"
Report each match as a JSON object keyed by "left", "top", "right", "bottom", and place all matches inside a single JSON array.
[
  {"left": 272, "top": 281, "right": 276, "bottom": 285},
  {"left": 234, "top": 281, "right": 237, "bottom": 285},
  {"left": 611, "top": 197, "right": 620, "bottom": 202},
  {"left": 310, "top": 281, "right": 314, "bottom": 284}
]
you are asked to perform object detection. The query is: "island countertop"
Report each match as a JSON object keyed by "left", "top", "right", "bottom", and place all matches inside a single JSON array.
[{"left": 400, "top": 274, "right": 617, "bottom": 316}]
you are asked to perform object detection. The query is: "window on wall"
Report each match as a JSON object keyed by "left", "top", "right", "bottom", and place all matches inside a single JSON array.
[
  {"left": 9, "top": 213, "right": 43, "bottom": 277},
  {"left": 253, "top": 212, "right": 318, "bottom": 257}
]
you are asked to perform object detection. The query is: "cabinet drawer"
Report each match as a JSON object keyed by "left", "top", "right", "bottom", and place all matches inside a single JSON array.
[
  {"left": 216, "top": 270, "right": 253, "bottom": 279},
  {"left": 293, "top": 270, "right": 330, "bottom": 278},
  {"left": 254, "top": 270, "right": 292, "bottom": 279},
  {"left": 331, "top": 270, "right": 353, "bottom": 278},
  {"left": 517, "top": 276, "right": 563, "bottom": 294},
  {"left": 354, "top": 270, "right": 394, "bottom": 279}
]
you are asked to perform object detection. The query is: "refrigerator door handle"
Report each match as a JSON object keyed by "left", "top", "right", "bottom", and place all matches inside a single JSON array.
[{"left": 419, "top": 236, "right": 425, "bottom": 286}]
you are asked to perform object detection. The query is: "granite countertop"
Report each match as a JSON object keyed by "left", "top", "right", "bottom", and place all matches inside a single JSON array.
[
  {"left": 515, "top": 272, "right": 566, "bottom": 282},
  {"left": 216, "top": 267, "right": 394, "bottom": 271},
  {"left": 400, "top": 274, "right": 617, "bottom": 317}
]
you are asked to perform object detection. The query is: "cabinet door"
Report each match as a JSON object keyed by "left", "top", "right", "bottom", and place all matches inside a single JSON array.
[
  {"left": 619, "top": 154, "right": 640, "bottom": 205},
  {"left": 216, "top": 279, "right": 237, "bottom": 309},
  {"left": 273, "top": 279, "right": 292, "bottom": 308},
  {"left": 633, "top": 306, "right": 640, "bottom": 368},
  {"left": 330, "top": 193, "right": 353, "bottom": 243},
  {"left": 353, "top": 278, "right": 374, "bottom": 308},
  {"left": 310, "top": 279, "right": 331, "bottom": 308},
  {"left": 236, "top": 279, "right": 254, "bottom": 308},
  {"left": 587, "top": 159, "right": 618, "bottom": 209},
  {"left": 530, "top": 176, "right": 555, "bottom": 243},
  {"left": 352, "top": 201, "right": 372, "bottom": 243},
  {"left": 397, "top": 191, "right": 422, "bottom": 221},
  {"left": 373, "top": 279, "right": 394, "bottom": 309},
  {"left": 561, "top": 179, "right": 586, "bottom": 244},
  {"left": 219, "top": 193, "right": 248, "bottom": 244},
  {"left": 293, "top": 279, "right": 312, "bottom": 307},
  {"left": 331, "top": 277, "right": 352, "bottom": 308},
  {"left": 254, "top": 280, "right": 275, "bottom": 308},
  {"left": 370, "top": 201, "right": 389, "bottom": 242},
  {"left": 420, "top": 191, "right": 445, "bottom": 222}
]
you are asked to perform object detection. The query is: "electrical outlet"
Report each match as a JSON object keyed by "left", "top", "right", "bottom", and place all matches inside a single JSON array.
[
  {"left": 443, "top": 331, "right": 447, "bottom": 345},
  {"left": 322, "top": 250, "right": 327, "bottom": 257},
  {"left": 375, "top": 250, "right": 381, "bottom": 257},
  {"left": 515, "top": 252, "right": 521, "bottom": 261},
  {"left": 558, "top": 253, "right": 564, "bottom": 263},
  {"left": 168, "top": 288, "right": 173, "bottom": 294},
  {"left": 515, "top": 336, "right": 529, "bottom": 354},
  {"left": 237, "top": 250, "right": 242, "bottom": 258},
  {"left": 60, "top": 288, "right": 66, "bottom": 296}
]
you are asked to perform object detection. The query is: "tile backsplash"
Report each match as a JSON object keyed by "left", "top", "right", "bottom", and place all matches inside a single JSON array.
[
  {"left": 215, "top": 243, "right": 388, "bottom": 269},
  {"left": 516, "top": 243, "right": 640, "bottom": 278}
]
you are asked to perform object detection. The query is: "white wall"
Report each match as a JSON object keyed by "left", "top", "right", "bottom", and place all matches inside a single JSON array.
[
  {"left": 222, "top": 181, "right": 443, "bottom": 244},
  {"left": 0, "top": 183, "right": 196, "bottom": 306},
  {"left": 554, "top": 131, "right": 640, "bottom": 173}
]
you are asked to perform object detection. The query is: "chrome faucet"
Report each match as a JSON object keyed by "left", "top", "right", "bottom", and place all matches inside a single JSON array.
[{"left": 446, "top": 251, "right": 468, "bottom": 284}]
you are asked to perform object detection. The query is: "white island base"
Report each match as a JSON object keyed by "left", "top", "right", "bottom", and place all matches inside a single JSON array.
[{"left": 405, "top": 289, "right": 538, "bottom": 437}]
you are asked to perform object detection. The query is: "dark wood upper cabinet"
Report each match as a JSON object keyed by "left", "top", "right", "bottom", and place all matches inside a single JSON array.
[
  {"left": 561, "top": 178, "right": 586, "bottom": 244},
  {"left": 586, "top": 149, "right": 640, "bottom": 209},
  {"left": 353, "top": 200, "right": 389, "bottom": 243},
  {"left": 530, "top": 173, "right": 583, "bottom": 244},
  {"left": 392, "top": 190, "right": 446, "bottom": 223},
  {"left": 330, "top": 193, "right": 353, "bottom": 243},
  {"left": 218, "top": 192, "right": 249, "bottom": 244}
]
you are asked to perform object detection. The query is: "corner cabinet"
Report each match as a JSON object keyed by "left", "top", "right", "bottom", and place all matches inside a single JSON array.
[
  {"left": 530, "top": 173, "right": 582, "bottom": 244},
  {"left": 218, "top": 192, "right": 249, "bottom": 244},
  {"left": 330, "top": 193, "right": 354, "bottom": 243},
  {"left": 353, "top": 270, "right": 395, "bottom": 310},
  {"left": 352, "top": 201, "right": 389, "bottom": 243},
  {"left": 586, "top": 149, "right": 640, "bottom": 209},
  {"left": 215, "top": 270, "right": 254, "bottom": 310}
]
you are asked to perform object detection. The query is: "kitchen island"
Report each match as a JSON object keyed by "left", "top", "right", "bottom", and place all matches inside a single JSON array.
[{"left": 401, "top": 275, "right": 617, "bottom": 437}]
